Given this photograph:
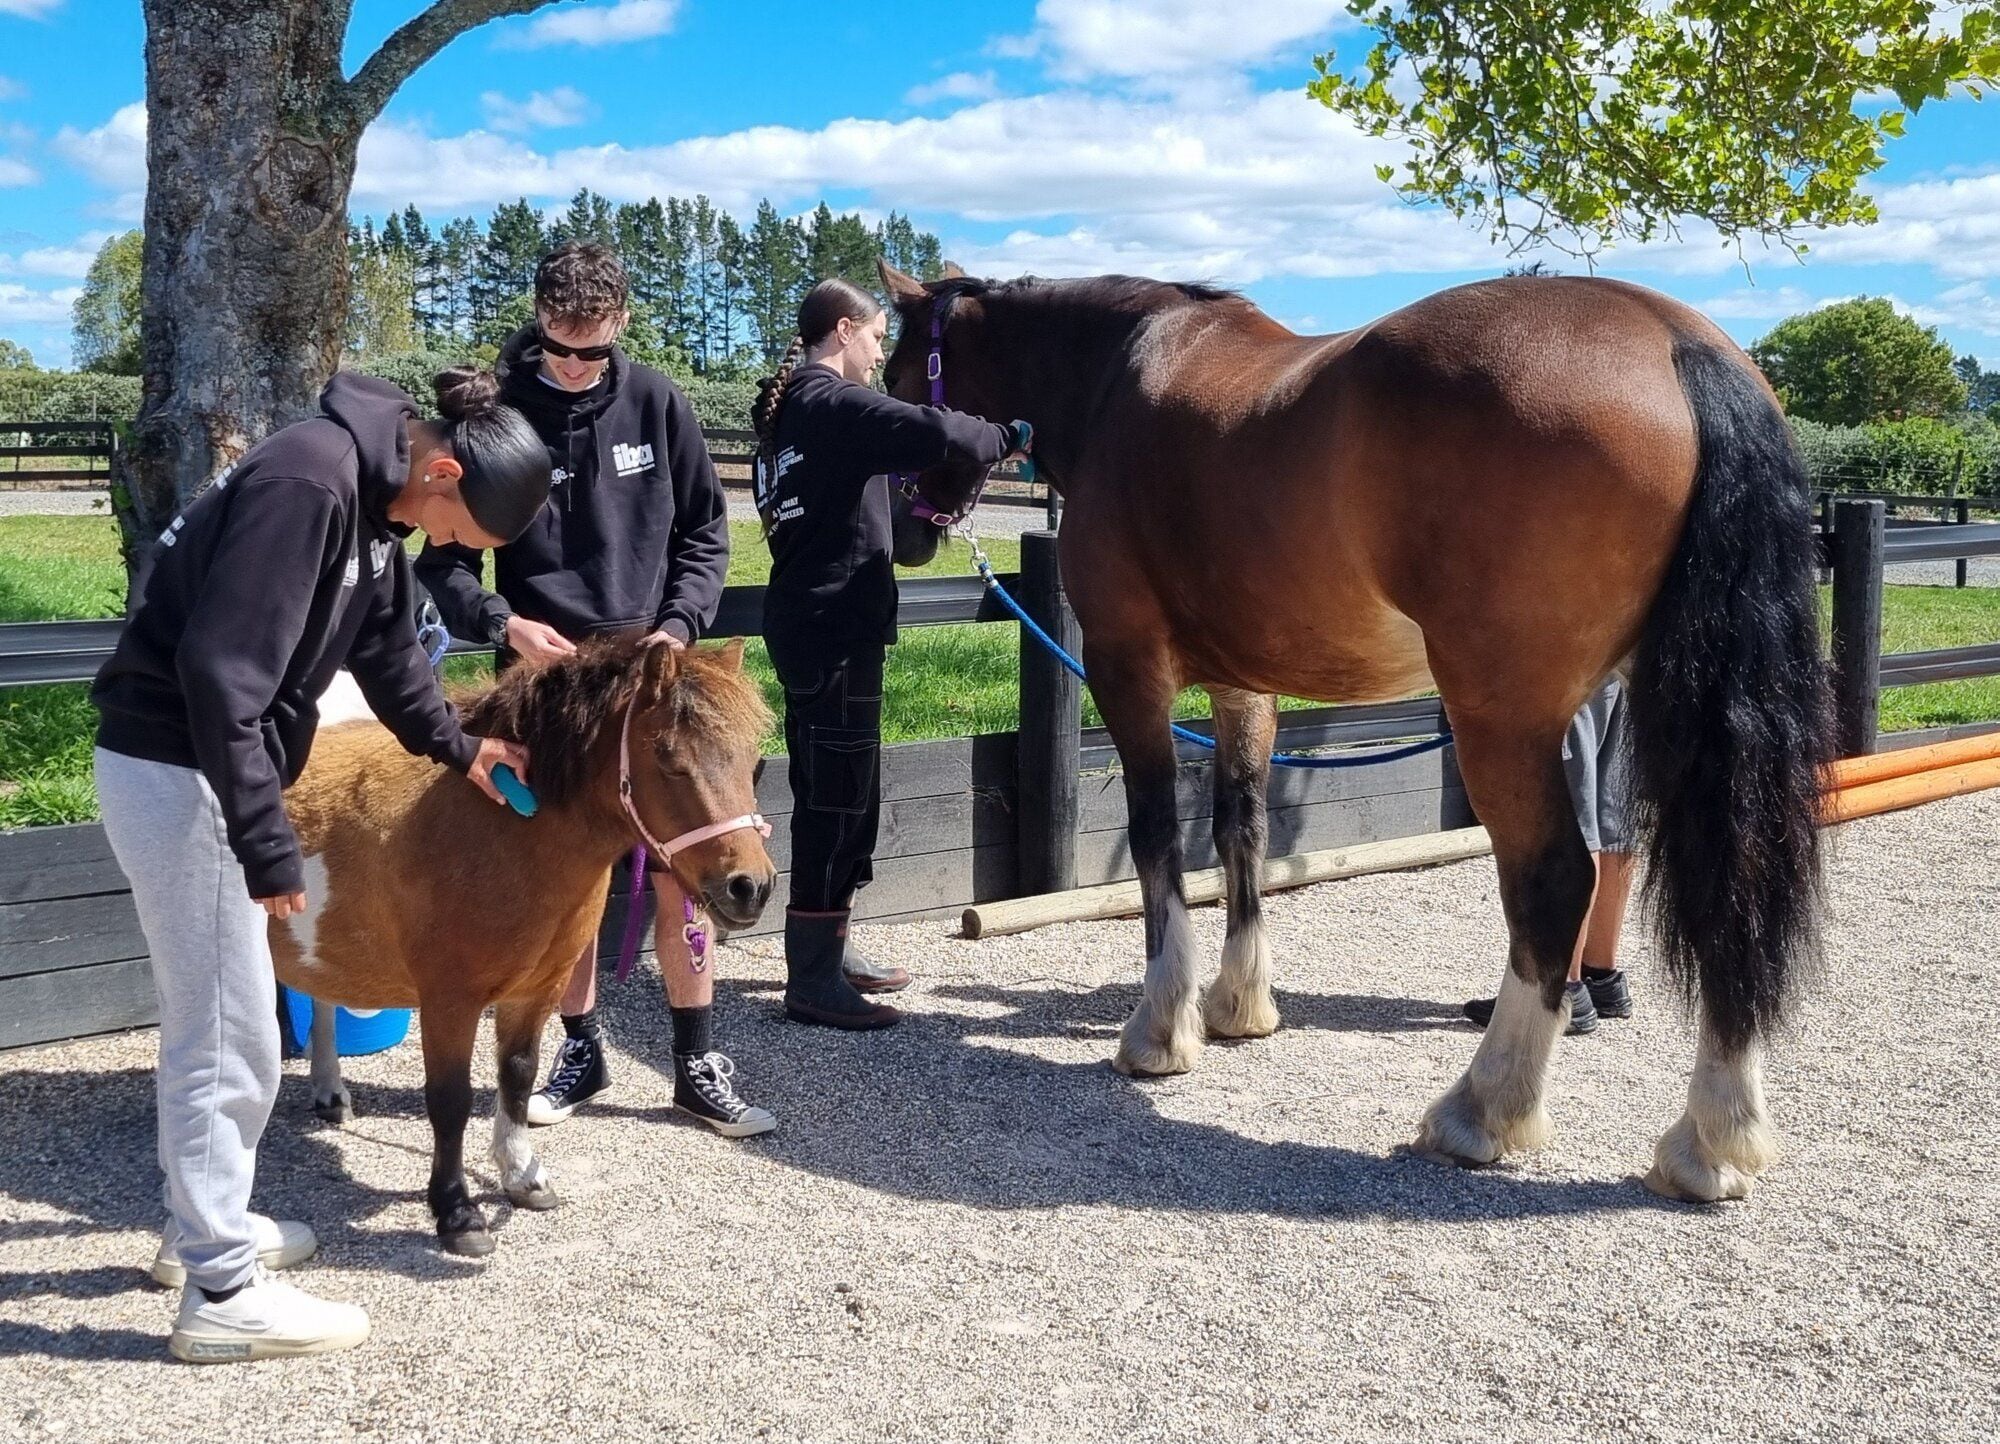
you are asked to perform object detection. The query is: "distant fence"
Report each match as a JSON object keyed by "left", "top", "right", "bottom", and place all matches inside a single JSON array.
[{"left": 0, "top": 421, "right": 117, "bottom": 489}]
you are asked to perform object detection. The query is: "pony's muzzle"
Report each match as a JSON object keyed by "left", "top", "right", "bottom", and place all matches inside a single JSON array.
[{"left": 709, "top": 869, "right": 773, "bottom": 930}]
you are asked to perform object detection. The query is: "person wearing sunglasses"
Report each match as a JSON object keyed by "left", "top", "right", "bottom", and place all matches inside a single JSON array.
[{"left": 416, "top": 242, "right": 769, "bottom": 1140}]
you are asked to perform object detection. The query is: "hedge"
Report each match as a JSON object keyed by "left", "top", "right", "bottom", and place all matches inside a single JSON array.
[{"left": 1793, "top": 416, "right": 2000, "bottom": 495}]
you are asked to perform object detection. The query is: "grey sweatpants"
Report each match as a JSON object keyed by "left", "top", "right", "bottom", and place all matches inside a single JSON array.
[{"left": 95, "top": 747, "right": 280, "bottom": 1293}]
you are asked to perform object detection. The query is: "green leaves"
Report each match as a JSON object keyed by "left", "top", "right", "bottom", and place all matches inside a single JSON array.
[{"left": 1310, "top": 1, "right": 2000, "bottom": 256}]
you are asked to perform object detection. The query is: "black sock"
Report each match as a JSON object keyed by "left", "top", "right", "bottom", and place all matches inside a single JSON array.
[
  {"left": 1582, "top": 965, "right": 1619, "bottom": 981},
  {"left": 562, "top": 1009, "right": 601, "bottom": 1042},
  {"left": 671, "top": 1005, "right": 713, "bottom": 1058},
  {"left": 199, "top": 1282, "right": 245, "bottom": 1304}
]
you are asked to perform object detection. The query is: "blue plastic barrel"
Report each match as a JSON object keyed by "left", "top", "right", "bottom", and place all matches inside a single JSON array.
[{"left": 280, "top": 985, "right": 411, "bottom": 1056}]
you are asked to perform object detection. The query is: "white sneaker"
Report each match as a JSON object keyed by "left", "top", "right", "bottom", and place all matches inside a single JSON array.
[
  {"left": 151, "top": 1214, "right": 319, "bottom": 1289},
  {"left": 169, "top": 1266, "right": 370, "bottom": 1363}
]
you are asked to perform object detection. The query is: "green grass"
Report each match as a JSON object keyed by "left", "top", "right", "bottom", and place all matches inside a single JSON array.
[{"left": 8, "top": 510, "right": 2000, "bottom": 826}]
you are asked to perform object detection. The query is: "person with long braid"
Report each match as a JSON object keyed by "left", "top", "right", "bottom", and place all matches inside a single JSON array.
[{"left": 752, "top": 278, "right": 1031, "bottom": 1029}]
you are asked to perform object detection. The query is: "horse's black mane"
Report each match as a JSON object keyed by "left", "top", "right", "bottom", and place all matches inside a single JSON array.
[{"left": 925, "top": 273, "right": 1244, "bottom": 314}]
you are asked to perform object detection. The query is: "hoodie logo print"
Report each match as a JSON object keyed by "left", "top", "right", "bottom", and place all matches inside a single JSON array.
[
  {"left": 611, "top": 441, "right": 655, "bottom": 477},
  {"left": 369, "top": 539, "right": 394, "bottom": 577}
]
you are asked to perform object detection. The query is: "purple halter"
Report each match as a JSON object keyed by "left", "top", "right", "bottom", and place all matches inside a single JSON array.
[{"left": 892, "top": 293, "right": 991, "bottom": 527}]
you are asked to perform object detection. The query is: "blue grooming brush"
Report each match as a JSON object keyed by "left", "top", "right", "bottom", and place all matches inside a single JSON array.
[{"left": 492, "top": 763, "right": 538, "bottom": 817}]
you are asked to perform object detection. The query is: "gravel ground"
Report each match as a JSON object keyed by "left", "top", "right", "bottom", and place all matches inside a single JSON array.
[
  {"left": 0, "top": 489, "right": 111, "bottom": 517},
  {"left": 3, "top": 795, "right": 1997, "bottom": 1443}
]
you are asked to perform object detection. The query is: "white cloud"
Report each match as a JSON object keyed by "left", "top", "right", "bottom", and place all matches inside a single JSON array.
[
  {"left": 1002, "top": 0, "right": 1353, "bottom": 81},
  {"left": 496, "top": 0, "right": 679, "bottom": 50},
  {"left": 0, "top": 155, "right": 34, "bottom": 186},
  {"left": 1806, "top": 169, "right": 2000, "bottom": 279},
  {"left": 0, "top": 282, "right": 80, "bottom": 327},
  {"left": 1693, "top": 285, "right": 1827, "bottom": 323},
  {"left": 52, "top": 101, "right": 145, "bottom": 190},
  {"left": 480, "top": 86, "right": 593, "bottom": 133},
  {"left": 0, "top": 74, "right": 26, "bottom": 101},
  {"left": 0, "top": 231, "right": 113, "bottom": 279},
  {"left": 0, "top": 1, "right": 63, "bottom": 19},
  {"left": 905, "top": 71, "right": 1001, "bottom": 108}
]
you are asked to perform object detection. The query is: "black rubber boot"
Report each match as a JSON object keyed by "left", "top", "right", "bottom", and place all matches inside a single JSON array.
[
  {"left": 784, "top": 911, "right": 902, "bottom": 1031},
  {"left": 842, "top": 937, "right": 911, "bottom": 994}
]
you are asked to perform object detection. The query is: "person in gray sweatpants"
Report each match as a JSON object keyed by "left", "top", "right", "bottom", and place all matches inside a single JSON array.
[{"left": 90, "top": 370, "right": 549, "bottom": 1362}]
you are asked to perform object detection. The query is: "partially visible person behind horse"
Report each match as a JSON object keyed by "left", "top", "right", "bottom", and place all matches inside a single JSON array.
[
  {"left": 751, "top": 277, "right": 1032, "bottom": 1029},
  {"left": 416, "top": 241, "right": 768, "bottom": 1139},
  {"left": 880, "top": 262, "right": 1830, "bottom": 1205},
  {"left": 1463, "top": 677, "right": 1638, "bottom": 1033},
  {"left": 91, "top": 367, "right": 549, "bottom": 1363},
  {"left": 275, "top": 634, "right": 775, "bottom": 1265}
]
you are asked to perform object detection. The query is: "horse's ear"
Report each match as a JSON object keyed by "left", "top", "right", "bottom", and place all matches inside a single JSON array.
[
  {"left": 640, "top": 637, "right": 681, "bottom": 703},
  {"left": 940, "top": 260, "right": 967, "bottom": 280},
  {"left": 878, "top": 258, "right": 926, "bottom": 305},
  {"left": 715, "top": 636, "right": 747, "bottom": 673}
]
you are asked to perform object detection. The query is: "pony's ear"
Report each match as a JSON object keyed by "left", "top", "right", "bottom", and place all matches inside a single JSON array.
[
  {"left": 640, "top": 636, "right": 681, "bottom": 703},
  {"left": 878, "top": 258, "right": 926, "bottom": 305},
  {"left": 940, "top": 260, "right": 968, "bottom": 279},
  {"left": 714, "top": 636, "right": 747, "bottom": 673}
]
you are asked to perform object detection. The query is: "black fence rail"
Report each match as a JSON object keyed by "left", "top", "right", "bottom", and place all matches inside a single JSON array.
[
  {"left": 1825, "top": 498, "right": 2000, "bottom": 754},
  {"left": 1, "top": 420, "right": 117, "bottom": 489}
]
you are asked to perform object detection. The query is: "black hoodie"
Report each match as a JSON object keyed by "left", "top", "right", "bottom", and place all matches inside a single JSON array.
[
  {"left": 761, "top": 364, "right": 1015, "bottom": 646},
  {"left": 92, "top": 374, "right": 480, "bottom": 898},
  {"left": 415, "top": 328, "right": 728, "bottom": 647}
]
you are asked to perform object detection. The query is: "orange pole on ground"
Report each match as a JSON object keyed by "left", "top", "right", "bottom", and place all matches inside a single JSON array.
[
  {"left": 1821, "top": 755, "right": 2000, "bottom": 825},
  {"left": 1825, "top": 730, "right": 2000, "bottom": 791}
]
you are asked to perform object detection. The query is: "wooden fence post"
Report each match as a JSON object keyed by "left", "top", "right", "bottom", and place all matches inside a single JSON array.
[
  {"left": 1952, "top": 457, "right": 1969, "bottom": 588},
  {"left": 1831, "top": 498, "right": 1885, "bottom": 757},
  {"left": 1017, "top": 529, "right": 1081, "bottom": 894}
]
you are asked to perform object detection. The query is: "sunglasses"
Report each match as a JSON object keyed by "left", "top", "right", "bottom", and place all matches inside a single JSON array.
[{"left": 537, "top": 330, "right": 615, "bottom": 363}]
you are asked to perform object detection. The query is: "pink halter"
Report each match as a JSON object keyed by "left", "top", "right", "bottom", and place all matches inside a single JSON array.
[{"left": 613, "top": 689, "right": 771, "bottom": 983}]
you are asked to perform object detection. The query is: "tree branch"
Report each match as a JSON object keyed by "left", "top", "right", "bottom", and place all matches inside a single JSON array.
[{"left": 335, "top": 0, "right": 571, "bottom": 132}]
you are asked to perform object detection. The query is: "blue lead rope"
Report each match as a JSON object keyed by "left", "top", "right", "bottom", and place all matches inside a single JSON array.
[{"left": 967, "top": 549, "right": 1453, "bottom": 771}]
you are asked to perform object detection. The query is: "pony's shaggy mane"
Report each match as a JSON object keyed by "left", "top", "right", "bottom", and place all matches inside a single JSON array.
[{"left": 457, "top": 635, "right": 771, "bottom": 808}]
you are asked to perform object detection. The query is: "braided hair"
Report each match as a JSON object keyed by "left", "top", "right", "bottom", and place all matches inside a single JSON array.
[{"left": 751, "top": 278, "right": 884, "bottom": 531}]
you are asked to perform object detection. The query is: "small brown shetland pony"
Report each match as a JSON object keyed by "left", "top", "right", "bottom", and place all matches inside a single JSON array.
[
  {"left": 271, "top": 636, "right": 774, "bottom": 1255},
  {"left": 881, "top": 260, "right": 1832, "bottom": 1203}
]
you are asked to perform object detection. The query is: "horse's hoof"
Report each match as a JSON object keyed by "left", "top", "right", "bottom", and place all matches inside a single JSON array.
[
  {"left": 1111, "top": 1034, "right": 1201, "bottom": 1078},
  {"left": 313, "top": 1097, "right": 354, "bottom": 1126},
  {"left": 1413, "top": 1075, "right": 1548, "bottom": 1167},
  {"left": 1114, "top": 1004, "right": 1203, "bottom": 1077},
  {"left": 1202, "top": 985, "right": 1279, "bottom": 1040},
  {"left": 506, "top": 1181, "right": 560, "bottom": 1212},
  {"left": 1643, "top": 1112, "right": 1768, "bottom": 1203},
  {"left": 440, "top": 1226, "right": 495, "bottom": 1258}
]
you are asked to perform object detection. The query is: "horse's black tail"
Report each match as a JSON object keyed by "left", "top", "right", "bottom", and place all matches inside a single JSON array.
[{"left": 1628, "top": 337, "right": 1834, "bottom": 1055}]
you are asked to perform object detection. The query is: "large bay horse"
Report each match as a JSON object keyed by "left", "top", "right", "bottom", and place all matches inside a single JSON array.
[
  {"left": 272, "top": 636, "right": 775, "bottom": 1255},
  {"left": 880, "top": 261, "right": 1831, "bottom": 1203}
]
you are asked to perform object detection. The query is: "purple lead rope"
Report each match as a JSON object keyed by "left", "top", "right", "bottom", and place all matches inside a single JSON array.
[
  {"left": 614, "top": 845, "right": 711, "bottom": 983},
  {"left": 613, "top": 846, "right": 651, "bottom": 983}
]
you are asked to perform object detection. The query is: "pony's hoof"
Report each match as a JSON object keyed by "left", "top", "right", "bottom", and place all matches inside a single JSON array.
[
  {"left": 1643, "top": 1112, "right": 1770, "bottom": 1203},
  {"left": 439, "top": 1225, "right": 495, "bottom": 1258},
  {"left": 313, "top": 1095, "right": 354, "bottom": 1126},
  {"left": 1203, "top": 984, "right": 1279, "bottom": 1040},
  {"left": 506, "top": 1181, "right": 560, "bottom": 1212}
]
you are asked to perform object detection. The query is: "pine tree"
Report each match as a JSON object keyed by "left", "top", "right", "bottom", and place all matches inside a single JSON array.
[
  {"left": 745, "top": 200, "right": 805, "bottom": 363},
  {"left": 475, "top": 199, "right": 547, "bottom": 343}
]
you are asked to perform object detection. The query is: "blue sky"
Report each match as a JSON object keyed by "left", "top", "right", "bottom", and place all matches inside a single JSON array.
[{"left": 4, "top": 0, "right": 1997, "bottom": 370}]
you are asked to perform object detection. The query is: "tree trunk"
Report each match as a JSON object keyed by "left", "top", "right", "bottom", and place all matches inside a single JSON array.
[{"left": 117, "top": 0, "right": 567, "bottom": 573}]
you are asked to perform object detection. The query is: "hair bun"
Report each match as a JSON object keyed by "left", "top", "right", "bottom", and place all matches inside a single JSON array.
[{"left": 434, "top": 366, "right": 502, "bottom": 422}]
